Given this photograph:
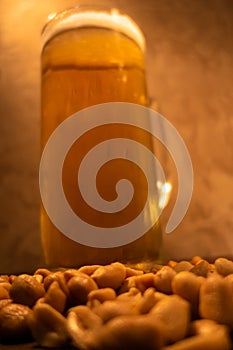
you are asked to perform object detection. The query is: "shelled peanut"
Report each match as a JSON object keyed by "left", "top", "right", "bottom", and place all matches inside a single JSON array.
[{"left": 0, "top": 258, "right": 232, "bottom": 349}]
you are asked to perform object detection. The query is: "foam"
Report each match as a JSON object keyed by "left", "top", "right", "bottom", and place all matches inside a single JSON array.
[{"left": 42, "top": 8, "right": 145, "bottom": 51}]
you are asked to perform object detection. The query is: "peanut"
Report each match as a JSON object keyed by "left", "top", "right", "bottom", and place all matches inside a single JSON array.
[
  {"left": 92, "top": 262, "right": 126, "bottom": 290},
  {"left": 191, "top": 256, "right": 203, "bottom": 265},
  {"left": 190, "top": 259, "right": 211, "bottom": 277},
  {"left": 168, "top": 260, "right": 177, "bottom": 268},
  {"left": 67, "top": 272, "right": 98, "bottom": 305},
  {"left": 173, "top": 261, "right": 193, "bottom": 273},
  {"left": 154, "top": 266, "right": 176, "bottom": 294},
  {"left": 0, "top": 258, "right": 233, "bottom": 348},
  {"left": 215, "top": 257, "right": 233, "bottom": 276}
]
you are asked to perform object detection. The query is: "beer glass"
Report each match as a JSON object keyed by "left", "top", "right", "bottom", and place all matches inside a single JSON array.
[{"left": 40, "top": 7, "right": 162, "bottom": 267}]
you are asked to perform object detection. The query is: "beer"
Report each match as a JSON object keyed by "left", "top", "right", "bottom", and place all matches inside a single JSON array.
[{"left": 41, "top": 9, "right": 162, "bottom": 267}]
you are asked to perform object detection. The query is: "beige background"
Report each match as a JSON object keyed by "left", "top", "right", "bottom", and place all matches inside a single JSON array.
[{"left": 0, "top": 0, "right": 233, "bottom": 274}]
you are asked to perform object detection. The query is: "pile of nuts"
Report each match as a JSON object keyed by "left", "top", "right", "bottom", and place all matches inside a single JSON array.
[{"left": 0, "top": 256, "right": 233, "bottom": 349}]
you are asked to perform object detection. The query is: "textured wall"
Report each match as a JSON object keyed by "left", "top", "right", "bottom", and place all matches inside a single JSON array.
[{"left": 0, "top": 0, "right": 233, "bottom": 274}]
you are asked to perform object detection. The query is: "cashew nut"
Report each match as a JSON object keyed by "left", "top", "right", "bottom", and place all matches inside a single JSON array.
[
  {"left": 172, "top": 271, "right": 204, "bottom": 316},
  {"left": 199, "top": 274, "right": 233, "bottom": 327},
  {"left": 78, "top": 265, "right": 102, "bottom": 276},
  {"left": 67, "top": 305, "right": 102, "bottom": 350},
  {"left": 93, "top": 299, "right": 139, "bottom": 323},
  {"left": 43, "top": 280, "right": 67, "bottom": 313},
  {"left": 150, "top": 294, "right": 190, "bottom": 344},
  {"left": 91, "top": 314, "right": 165, "bottom": 350},
  {"left": 27, "top": 303, "right": 69, "bottom": 347},
  {"left": 44, "top": 271, "right": 69, "bottom": 296},
  {"left": 88, "top": 288, "right": 116, "bottom": 304},
  {"left": 162, "top": 319, "right": 231, "bottom": 350}
]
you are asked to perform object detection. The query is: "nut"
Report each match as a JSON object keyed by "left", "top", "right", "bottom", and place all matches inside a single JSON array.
[
  {"left": 88, "top": 288, "right": 116, "bottom": 304},
  {"left": 0, "top": 303, "right": 32, "bottom": 342},
  {"left": 125, "top": 267, "right": 144, "bottom": 277},
  {"left": 172, "top": 271, "right": 204, "bottom": 316},
  {"left": 67, "top": 305, "right": 102, "bottom": 350},
  {"left": 0, "top": 282, "right": 12, "bottom": 293},
  {"left": 119, "top": 273, "right": 155, "bottom": 294},
  {"left": 67, "top": 272, "right": 98, "bottom": 305},
  {"left": 93, "top": 299, "right": 139, "bottom": 323},
  {"left": 27, "top": 302, "right": 69, "bottom": 348},
  {"left": 117, "top": 288, "right": 141, "bottom": 304},
  {"left": 215, "top": 258, "right": 233, "bottom": 276},
  {"left": 199, "top": 274, "right": 233, "bottom": 327},
  {"left": 78, "top": 265, "right": 102, "bottom": 276},
  {"left": 137, "top": 287, "right": 156, "bottom": 314},
  {"left": 0, "top": 275, "right": 9, "bottom": 283},
  {"left": 0, "top": 285, "right": 10, "bottom": 300},
  {"left": 162, "top": 320, "right": 231, "bottom": 350},
  {"left": 173, "top": 261, "right": 193, "bottom": 273},
  {"left": 154, "top": 266, "right": 176, "bottom": 294},
  {"left": 91, "top": 314, "right": 165, "bottom": 350},
  {"left": 34, "top": 268, "right": 51, "bottom": 280},
  {"left": 150, "top": 294, "right": 190, "bottom": 344},
  {"left": 44, "top": 271, "right": 69, "bottom": 295},
  {"left": 191, "top": 256, "right": 203, "bottom": 265},
  {"left": 0, "top": 299, "right": 12, "bottom": 310},
  {"left": 134, "top": 273, "right": 155, "bottom": 292},
  {"left": 43, "top": 280, "right": 67, "bottom": 313},
  {"left": 190, "top": 259, "right": 211, "bottom": 277},
  {"left": 9, "top": 274, "right": 45, "bottom": 307},
  {"left": 92, "top": 262, "right": 126, "bottom": 290}
]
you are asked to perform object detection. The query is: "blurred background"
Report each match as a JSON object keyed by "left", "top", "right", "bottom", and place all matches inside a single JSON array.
[{"left": 0, "top": 0, "right": 233, "bottom": 274}]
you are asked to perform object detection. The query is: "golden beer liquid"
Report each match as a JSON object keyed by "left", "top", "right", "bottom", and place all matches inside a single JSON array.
[{"left": 41, "top": 20, "right": 162, "bottom": 267}]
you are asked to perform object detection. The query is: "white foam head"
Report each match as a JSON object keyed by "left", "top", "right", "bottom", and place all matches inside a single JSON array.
[{"left": 42, "top": 7, "right": 145, "bottom": 51}]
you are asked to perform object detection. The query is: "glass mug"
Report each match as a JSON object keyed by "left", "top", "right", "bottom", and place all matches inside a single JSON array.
[{"left": 40, "top": 7, "right": 163, "bottom": 268}]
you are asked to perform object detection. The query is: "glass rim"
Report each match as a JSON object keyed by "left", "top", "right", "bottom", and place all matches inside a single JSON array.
[{"left": 41, "top": 6, "right": 145, "bottom": 51}]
